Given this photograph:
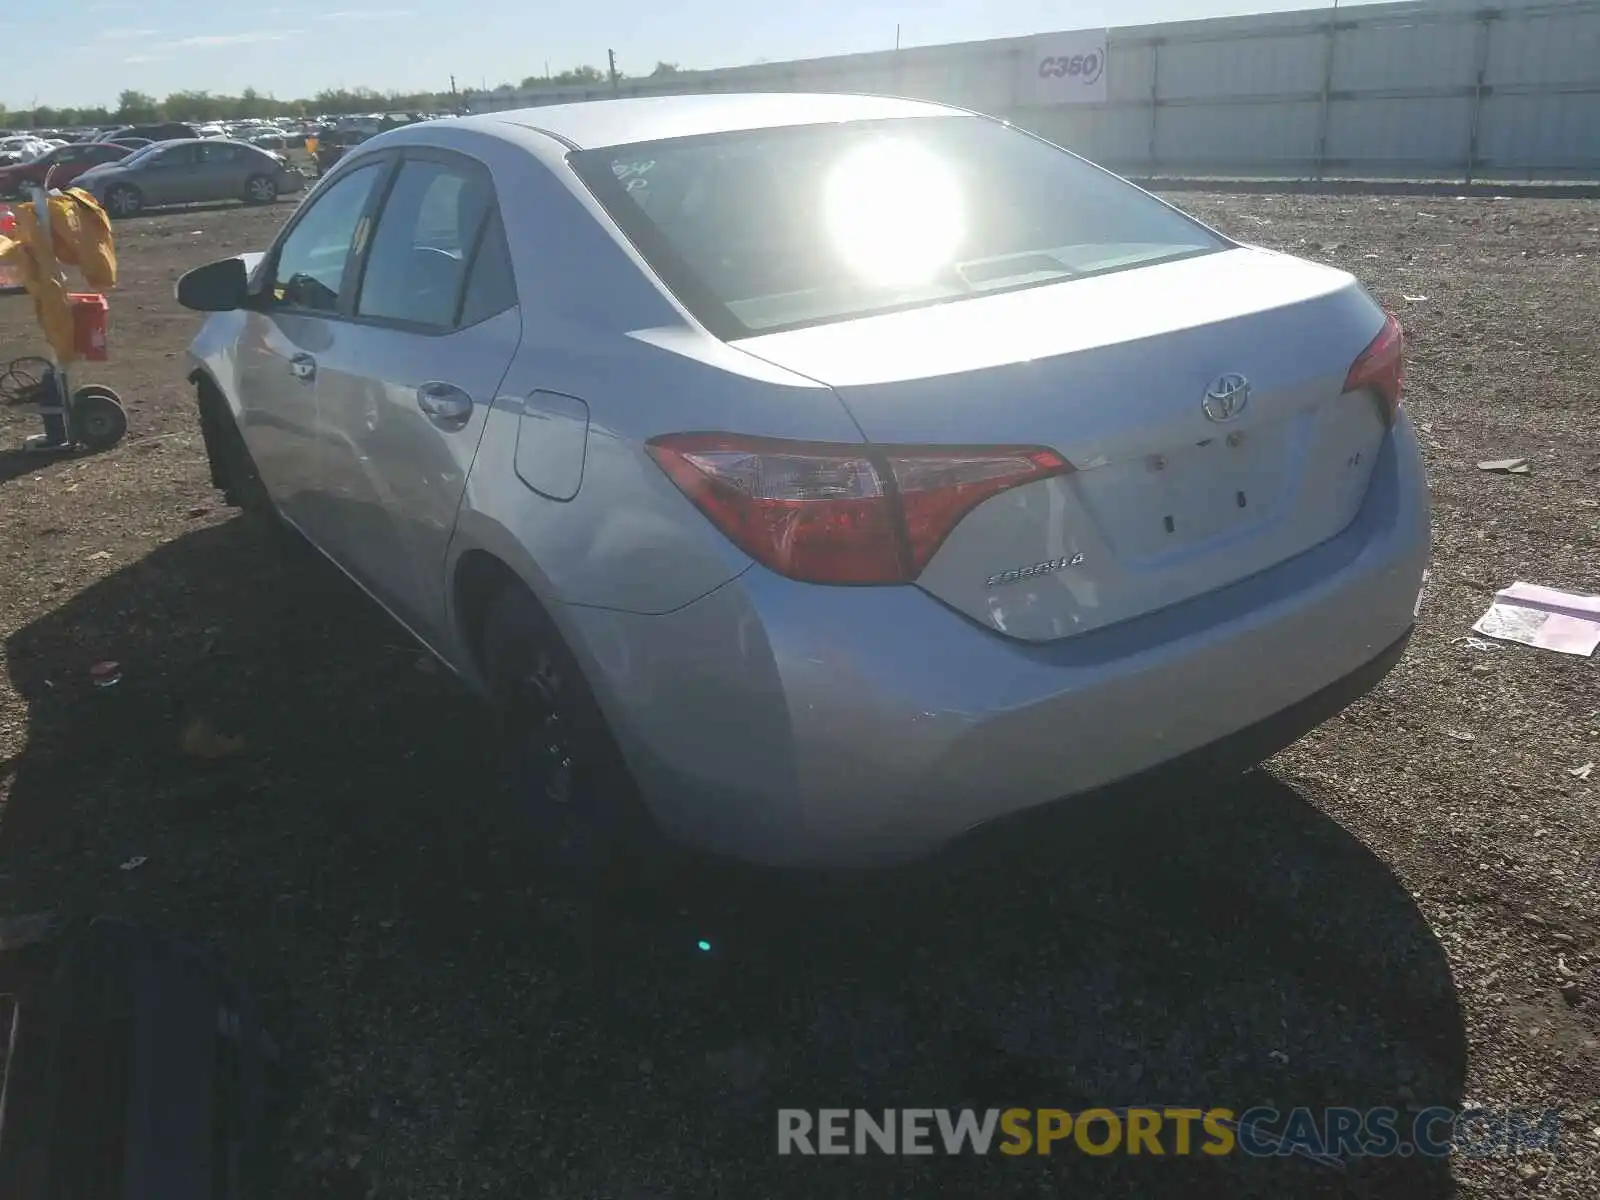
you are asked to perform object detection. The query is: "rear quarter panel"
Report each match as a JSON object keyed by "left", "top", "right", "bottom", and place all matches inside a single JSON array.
[{"left": 442, "top": 122, "right": 869, "bottom": 620}]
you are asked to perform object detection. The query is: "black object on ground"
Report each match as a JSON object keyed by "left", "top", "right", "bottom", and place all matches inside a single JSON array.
[{"left": 0, "top": 916, "right": 276, "bottom": 1200}]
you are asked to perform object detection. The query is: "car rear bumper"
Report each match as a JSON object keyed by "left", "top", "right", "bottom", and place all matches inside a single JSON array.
[{"left": 565, "top": 416, "right": 1431, "bottom": 868}]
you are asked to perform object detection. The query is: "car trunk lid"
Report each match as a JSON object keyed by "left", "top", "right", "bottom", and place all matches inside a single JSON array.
[{"left": 733, "top": 246, "right": 1394, "bottom": 642}]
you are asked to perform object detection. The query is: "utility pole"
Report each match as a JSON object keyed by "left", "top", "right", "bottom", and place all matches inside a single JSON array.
[
  {"left": 896, "top": 24, "right": 901, "bottom": 50},
  {"left": 608, "top": 49, "right": 620, "bottom": 95}
]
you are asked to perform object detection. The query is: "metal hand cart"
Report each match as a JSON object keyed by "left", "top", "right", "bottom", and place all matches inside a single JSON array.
[{"left": 0, "top": 182, "right": 128, "bottom": 454}]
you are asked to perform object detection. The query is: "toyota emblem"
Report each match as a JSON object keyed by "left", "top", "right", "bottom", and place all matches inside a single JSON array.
[{"left": 1202, "top": 374, "right": 1250, "bottom": 423}]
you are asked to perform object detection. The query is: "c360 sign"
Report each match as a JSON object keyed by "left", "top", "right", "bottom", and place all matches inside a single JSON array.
[
  {"left": 1027, "top": 31, "right": 1110, "bottom": 105},
  {"left": 1037, "top": 51, "right": 1104, "bottom": 86}
]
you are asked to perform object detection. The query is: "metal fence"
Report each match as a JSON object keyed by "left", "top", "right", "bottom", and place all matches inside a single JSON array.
[{"left": 466, "top": 0, "right": 1600, "bottom": 183}]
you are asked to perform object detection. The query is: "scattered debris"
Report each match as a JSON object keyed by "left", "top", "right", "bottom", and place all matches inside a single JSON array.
[
  {"left": 1403, "top": 295, "right": 1429, "bottom": 302},
  {"left": 414, "top": 655, "right": 437, "bottom": 674},
  {"left": 186, "top": 505, "right": 210, "bottom": 518},
  {"left": 86, "top": 549, "right": 111, "bottom": 561},
  {"left": 90, "top": 660, "right": 122, "bottom": 688},
  {"left": 181, "top": 716, "right": 248, "bottom": 759},
  {"left": 118, "top": 855, "right": 147, "bottom": 872},
  {"left": 0, "top": 911, "right": 60, "bottom": 950},
  {"left": 1267, "top": 1048, "right": 1290, "bottom": 1064},
  {"left": 1571, "top": 763, "right": 1595, "bottom": 781},
  {"left": 1452, "top": 636, "right": 1500, "bottom": 651},
  {"left": 1445, "top": 730, "right": 1476, "bottom": 742},
  {"left": 1473, "top": 582, "right": 1600, "bottom": 656},
  {"left": 1477, "top": 457, "right": 1530, "bottom": 474}
]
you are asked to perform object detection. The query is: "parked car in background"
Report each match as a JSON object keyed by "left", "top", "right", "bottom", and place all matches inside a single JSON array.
[
  {"left": 0, "top": 141, "right": 131, "bottom": 198},
  {"left": 176, "top": 95, "right": 1427, "bottom": 872},
  {"left": 76, "top": 138, "right": 301, "bottom": 216},
  {"left": 106, "top": 137, "right": 153, "bottom": 151},
  {"left": 102, "top": 121, "right": 199, "bottom": 143},
  {"left": 312, "top": 128, "right": 372, "bottom": 175},
  {"left": 0, "top": 135, "right": 55, "bottom": 166},
  {"left": 250, "top": 132, "right": 315, "bottom": 173}
]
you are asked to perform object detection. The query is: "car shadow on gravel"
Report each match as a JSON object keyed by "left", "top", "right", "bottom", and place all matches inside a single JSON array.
[{"left": 2, "top": 518, "right": 1466, "bottom": 1199}]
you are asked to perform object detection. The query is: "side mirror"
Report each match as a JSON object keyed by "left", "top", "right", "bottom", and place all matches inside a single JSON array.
[{"left": 176, "top": 257, "right": 250, "bottom": 312}]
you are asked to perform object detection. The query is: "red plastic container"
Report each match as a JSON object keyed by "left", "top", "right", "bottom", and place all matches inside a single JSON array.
[{"left": 70, "top": 292, "right": 109, "bottom": 361}]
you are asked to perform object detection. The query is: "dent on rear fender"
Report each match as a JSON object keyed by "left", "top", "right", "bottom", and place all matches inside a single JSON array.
[{"left": 457, "top": 402, "right": 752, "bottom": 616}]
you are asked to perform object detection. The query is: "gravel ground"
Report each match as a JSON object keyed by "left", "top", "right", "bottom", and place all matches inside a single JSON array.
[{"left": 0, "top": 191, "right": 1597, "bottom": 1198}]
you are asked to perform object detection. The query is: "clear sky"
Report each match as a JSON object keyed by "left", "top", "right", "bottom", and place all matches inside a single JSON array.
[{"left": 2, "top": 0, "right": 1394, "bottom": 110}]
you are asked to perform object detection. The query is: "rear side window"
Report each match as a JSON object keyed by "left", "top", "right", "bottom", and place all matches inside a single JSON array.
[
  {"left": 571, "top": 115, "right": 1226, "bottom": 338},
  {"left": 356, "top": 158, "right": 495, "bottom": 329},
  {"left": 458, "top": 210, "right": 518, "bottom": 327}
]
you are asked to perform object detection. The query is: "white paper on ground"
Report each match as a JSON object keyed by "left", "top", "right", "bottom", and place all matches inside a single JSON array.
[{"left": 1472, "top": 582, "right": 1600, "bottom": 656}]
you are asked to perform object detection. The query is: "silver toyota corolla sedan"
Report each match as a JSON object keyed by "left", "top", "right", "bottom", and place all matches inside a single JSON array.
[{"left": 177, "top": 93, "right": 1429, "bottom": 870}]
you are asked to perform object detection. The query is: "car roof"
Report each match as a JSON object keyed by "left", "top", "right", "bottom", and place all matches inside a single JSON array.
[{"left": 457, "top": 91, "right": 965, "bottom": 150}]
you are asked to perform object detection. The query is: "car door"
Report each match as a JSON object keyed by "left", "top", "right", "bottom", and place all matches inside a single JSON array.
[
  {"left": 195, "top": 142, "right": 245, "bottom": 201},
  {"left": 76, "top": 145, "right": 124, "bottom": 182},
  {"left": 137, "top": 142, "right": 202, "bottom": 204},
  {"left": 37, "top": 146, "right": 80, "bottom": 186},
  {"left": 310, "top": 149, "right": 521, "bottom": 644},
  {"left": 233, "top": 159, "right": 390, "bottom": 540}
]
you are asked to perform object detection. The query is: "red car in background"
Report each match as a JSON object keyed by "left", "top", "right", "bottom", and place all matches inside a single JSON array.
[{"left": 0, "top": 142, "right": 131, "bottom": 199}]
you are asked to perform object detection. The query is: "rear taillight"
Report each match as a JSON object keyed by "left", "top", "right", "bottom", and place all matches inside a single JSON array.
[
  {"left": 647, "top": 433, "right": 1071, "bottom": 585},
  {"left": 1344, "top": 312, "right": 1405, "bottom": 423}
]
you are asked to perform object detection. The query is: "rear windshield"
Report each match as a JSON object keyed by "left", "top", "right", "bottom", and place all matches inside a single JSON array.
[{"left": 570, "top": 116, "right": 1227, "bottom": 338}]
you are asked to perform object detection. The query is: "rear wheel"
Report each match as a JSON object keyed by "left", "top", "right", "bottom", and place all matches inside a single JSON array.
[
  {"left": 70, "top": 385, "right": 128, "bottom": 451},
  {"left": 103, "top": 184, "right": 142, "bottom": 218},
  {"left": 243, "top": 174, "right": 278, "bottom": 205},
  {"left": 482, "top": 587, "right": 662, "bottom": 889}
]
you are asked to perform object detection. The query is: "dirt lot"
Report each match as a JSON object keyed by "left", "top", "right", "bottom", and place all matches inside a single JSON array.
[{"left": 0, "top": 191, "right": 1597, "bottom": 1198}]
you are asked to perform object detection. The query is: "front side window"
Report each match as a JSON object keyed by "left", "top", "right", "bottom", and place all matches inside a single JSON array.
[
  {"left": 146, "top": 143, "right": 199, "bottom": 169},
  {"left": 269, "top": 162, "right": 385, "bottom": 313},
  {"left": 571, "top": 115, "right": 1227, "bottom": 338},
  {"left": 355, "top": 158, "right": 494, "bottom": 328}
]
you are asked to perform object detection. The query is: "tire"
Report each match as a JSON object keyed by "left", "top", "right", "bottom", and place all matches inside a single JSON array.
[
  {"left": 244, "top": 174, "right": 278, "bottom": 205},
  {"left": 196, "top": 383, "right": 306, "bottom": 555},
  {"left": 103, "top": 184, "right": 142, "bottom": 218},
  {"left": 71, "top": 386, "right": 128, "bottom": 450},
  {"left": 482, "top": 587, "right": 662, "bottom": 888}
]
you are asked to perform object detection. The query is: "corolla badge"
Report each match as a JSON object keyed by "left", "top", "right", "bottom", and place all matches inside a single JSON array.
[
  {"left": 1202, "top": 373, "right": 1250, "bottom": 423},
  {"left": 986, "top": 553, "right": 1084, "bottom": 588}
]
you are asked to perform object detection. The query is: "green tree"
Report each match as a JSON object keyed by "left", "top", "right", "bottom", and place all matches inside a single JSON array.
[
  {"left": 650, "top": 61, "right": 682, "bottom": 76},
  {"left": 115, "top": 90, "right": 160, "bottom": 123},
  {"left": 233, "top": 87, "right": 263, "bottom": 119},
  {"left": 550, "top": 64, "right": 605, "bottom": 86},
  {"left": 163, "top": 91, "right": 225, "bottom": 122}
]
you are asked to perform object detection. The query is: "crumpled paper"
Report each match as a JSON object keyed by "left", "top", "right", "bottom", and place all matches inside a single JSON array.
[{"left": 1473, "top": 582, "right": 1600, "bottom": 657}]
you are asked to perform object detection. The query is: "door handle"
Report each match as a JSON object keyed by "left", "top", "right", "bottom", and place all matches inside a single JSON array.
[
  {"left": 417, "top": 381, "right": 474, "bottom": 429},
  {"left": 289, "top": 353, "right": 316, "bottom": 382}
]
